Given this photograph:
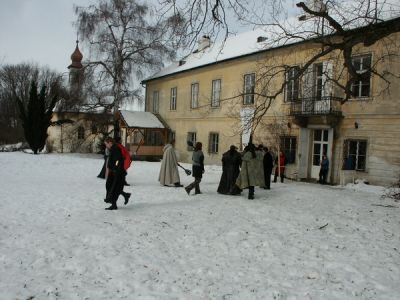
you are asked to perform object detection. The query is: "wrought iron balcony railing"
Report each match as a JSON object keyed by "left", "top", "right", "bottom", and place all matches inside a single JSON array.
[{"left": 289, "top": 96, "right": 343, "bottom": 116}]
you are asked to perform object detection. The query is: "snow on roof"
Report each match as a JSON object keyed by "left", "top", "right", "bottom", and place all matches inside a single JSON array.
[
  {"left": 143, "top": 15, "right": 400, "bottom": 83},
  {"left": 143, "top": 28, "right": 272, "bottom": 82},
  {"left": 119, "top": 110, "right": 164, "bottom": 129}
]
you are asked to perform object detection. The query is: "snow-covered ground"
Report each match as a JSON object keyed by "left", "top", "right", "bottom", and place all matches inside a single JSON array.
[{"left": 0, "top": 152, "right": 399, "bottom": 300}]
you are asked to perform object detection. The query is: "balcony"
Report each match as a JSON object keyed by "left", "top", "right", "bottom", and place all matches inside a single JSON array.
[{"left": 289, "top": 96, "right": 343, "bottom": 126}]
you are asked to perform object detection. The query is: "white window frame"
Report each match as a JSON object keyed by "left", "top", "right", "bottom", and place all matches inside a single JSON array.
[
  {"left": 209, "top": 132, "right": 219, "bottom": 153},
  {"left": 243, "top": 73, "right": 255, "bottom": 105},
  {"left": 191, "top": 83, "right": 199, "bottom": 109},
  {"left": 345, "top": 139, "right": 367, "bottom": 171},
  {"left": 187, "top": 132, "right": 197, "bottom": 151},
  {"left": 211, "top": 79, "right": 221, "bottom": 107},
  {"left": 152, "top": 91, "right": 159, "bottom": 113},
  {"left": 285, "top": 66, "right": 300, "bottom": 102},
  {"left": 351, "top": 54, "right": 372, "bottom": 98},
  {"left": 170, "top": 87, "right": 177, "bottom": 110}
]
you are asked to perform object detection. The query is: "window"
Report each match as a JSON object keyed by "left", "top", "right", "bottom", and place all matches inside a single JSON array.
[
  {"left": 77, "top": 126, "right": 85, "bottom": 140},
  {"left": 314, "top": 63, "right": 323, "bottom": 100},
  {"left": 191, "top": 83, "right": 199, "bottom": 109},
  {"left": 211, "top": 79, "right": 221, "bottom": 107},
  {"left": 146, "top": 131, "right": 163, "bottom": 146},
  {"left": 153, "top": 91, "right": 159, "bottom": 113},
  {"left": 280, "top": 136, "right": 297, "bottom": 164},
  {"left": 187, "top": 132, "right": 197, "bottom": 151},
  {"left": 208, "top": 132, "right": 219, "bottom": 153},
  {"left": 243, "top": 73, "right": 255, "bottom": 105},
  {"left": 285, "top": 66, "right": 300, "bottom": 102},
  {"left": 343, "top": 139, "right": 367, "bottom": 171},
  {"left": 170, "top": 87, "right": 177, "bottom": 110},
  {"left": 351, "top": 55, "right": 371, "bottom": 98}
]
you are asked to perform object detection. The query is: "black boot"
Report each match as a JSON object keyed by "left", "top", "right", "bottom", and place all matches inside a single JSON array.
[
  {"left": 123, "top": 192, "right": 131, "bottom": 205},
  {"left": 105, "top": 205, "right": 117, "bottom": 210},
  {"left": 184, "top": 186, "right": 191, "bottom": 195},
  {"left": 174, "top": 182, "right": 183, "bottom": 187}
]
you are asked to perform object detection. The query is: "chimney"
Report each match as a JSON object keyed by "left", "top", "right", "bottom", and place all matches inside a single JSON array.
[
  {"left": 198, "top": 35, "right": 211, "bottom": 52},
  {"left": 257, "top": 36, "right": 267, "bottom": 43}
]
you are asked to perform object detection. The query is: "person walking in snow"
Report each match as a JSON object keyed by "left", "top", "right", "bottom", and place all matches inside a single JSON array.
[
  {"left": 159, "top": 139, "right": 183, "bottom": 187},
  {"left": 115, "top": 136, "right": 132, "bottom": 187},
  {"left": 319, "top": 154, "right": 329, "bottom": 184},
  {"left": 103, "top": 137, "right": 128, "bottom": 210},
  {"left": 185, "top": 142, "right": 205, "bottom": 195},
  {"left": 217, "top": 145, "right": 242, "bottom": 195},
  {"left": 236, "top": 143, "right": 265, "bottom": 199}
]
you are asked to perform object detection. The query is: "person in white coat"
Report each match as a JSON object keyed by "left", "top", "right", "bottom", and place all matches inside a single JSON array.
[{"left": 158, "top": 140, "right": 183, "bottom": 187}]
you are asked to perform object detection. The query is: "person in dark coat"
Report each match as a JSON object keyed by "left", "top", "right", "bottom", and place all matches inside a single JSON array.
[
  {"left": 217, "top": 145, "right": 242, "bottom": 195},
  {"left": 263, "top": 146, "right": 273, "bottom": 189},
  {"left": 319, "top": 154, "right": 329, "bottom": 184},
  {"left": 185, "top": 142, "right": 204, "bottom": 195},
  {"left": 103, "top": 137, "right": 127, "bottom": 210}
]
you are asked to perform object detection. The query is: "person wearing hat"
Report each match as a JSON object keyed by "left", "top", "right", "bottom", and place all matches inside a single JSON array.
[{"left": 217, "top": 145, "right": 242, "bottom": 195}]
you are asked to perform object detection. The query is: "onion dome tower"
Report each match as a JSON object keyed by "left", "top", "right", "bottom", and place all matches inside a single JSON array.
[{"left": 68, "top": 40, "right": 84, "bottom": 97}]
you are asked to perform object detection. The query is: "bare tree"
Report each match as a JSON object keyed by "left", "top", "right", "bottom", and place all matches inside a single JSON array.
[{"left": 74, "top": 0, "right": 185, "bottom": 137}]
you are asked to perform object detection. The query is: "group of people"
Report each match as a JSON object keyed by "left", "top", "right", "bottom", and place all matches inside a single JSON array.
[
  {"left": 218, "top": 144, "right": 287, "bottom": 199},
  {"left": 158, "top": 139, "right": 288, "bottom": 200},
  {"left": 99, "top": 137, "right": 330, "bottom": 209}
]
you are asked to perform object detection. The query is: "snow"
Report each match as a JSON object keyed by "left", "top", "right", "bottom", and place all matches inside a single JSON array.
[
  {"left": 1, "top": 152, "right": 399, "bottom": 299},
  {"left": 119, "top": 110, "right": 164, "bottom": 129}
]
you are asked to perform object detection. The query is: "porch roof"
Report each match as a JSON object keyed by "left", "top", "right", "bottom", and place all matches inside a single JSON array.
[{"left": 119, "top": 110, "right": 165, "bottom": 129}]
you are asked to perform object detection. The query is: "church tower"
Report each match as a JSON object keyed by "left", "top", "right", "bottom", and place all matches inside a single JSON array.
[{"left": 68, "top": 40, "right": 84, "bottom": 98}]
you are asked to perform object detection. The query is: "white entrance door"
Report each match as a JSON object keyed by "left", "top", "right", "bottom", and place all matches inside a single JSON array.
[{"left": 311, "top": 129, "right": 329, "bottom": 180}]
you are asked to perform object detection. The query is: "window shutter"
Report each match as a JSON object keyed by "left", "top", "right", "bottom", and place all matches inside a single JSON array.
[
  {"left": 322, "top": 61, "right": 333, "bottom": 97},
  {"left": 302, "top": 65, "right": 314, "bottom": 99}
]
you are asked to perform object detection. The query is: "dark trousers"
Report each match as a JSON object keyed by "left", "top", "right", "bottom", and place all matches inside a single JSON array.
[
  {"left": 186, "top": 177, "right": 202, "bottom": 194},
  {"left": 264, "top": 168, "right": 272, "bottom": 189},
  {"left": 105, "top": 171, "right": 125, "bottom": 207},
  {"left": 319, "top": 169, "right": 328, "bottom": 184},
  {"left": 248, "top": 186, "right": 254, "bottom": 199}
]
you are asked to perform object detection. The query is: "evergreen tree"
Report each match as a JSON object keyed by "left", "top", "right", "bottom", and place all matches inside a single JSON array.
[{"left": 16, "top": 81, "right": 59, "bottom": 154}]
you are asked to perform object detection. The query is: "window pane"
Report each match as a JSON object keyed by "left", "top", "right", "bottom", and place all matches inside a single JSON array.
[
  {"left": 357, "top": 155, "right": 366, "bottom": 170},
  {"left": 314, "top": 143, "right": 321, "bottom": 155},
  {"left": 323, "top": 130, "right": 328, "bottom": 142},
  {"left": 358, "top": 141, "right": 366, "bottom": 154},
  {"left": 314, "top": 129, "right": 322, "bottom": 141}
]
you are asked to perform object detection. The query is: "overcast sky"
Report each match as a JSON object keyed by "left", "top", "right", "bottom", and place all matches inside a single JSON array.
[{"left": 0, "top": 0, "right": 92, "bottom": 73}]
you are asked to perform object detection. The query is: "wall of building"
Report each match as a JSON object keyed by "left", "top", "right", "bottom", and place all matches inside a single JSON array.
[{"left": 145, "top": 35, "right": 400, "bottom": 185}]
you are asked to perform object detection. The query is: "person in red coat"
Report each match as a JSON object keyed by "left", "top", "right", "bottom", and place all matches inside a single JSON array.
[
  {"left": 273, "top": 150, "right": 286, "bottom": 183},
  {"left": 115, "top": 137, "right": 132, "bottom": 186}
]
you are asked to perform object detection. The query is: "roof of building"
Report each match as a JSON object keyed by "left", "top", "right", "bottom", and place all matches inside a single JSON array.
[
  {"left": 142, "top": 28, "right": 271, "bottom": 83},
  {"left": 142, "top": 16, "right": 400, "bottom": 84},
  {"left": 119, "top": 110, "right": 165, "bottom": 129}
]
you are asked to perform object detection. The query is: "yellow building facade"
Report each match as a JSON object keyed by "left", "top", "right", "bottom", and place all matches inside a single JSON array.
[{"left": 142, "top": 28, "right": 400, "bottom": 186}]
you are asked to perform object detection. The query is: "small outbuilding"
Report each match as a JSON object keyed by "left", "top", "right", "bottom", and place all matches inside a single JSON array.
[{"left": 117, "top": 110, "right": 170, "bottom": 160}]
